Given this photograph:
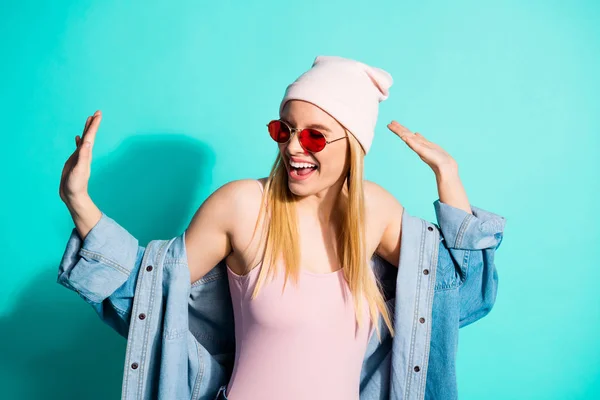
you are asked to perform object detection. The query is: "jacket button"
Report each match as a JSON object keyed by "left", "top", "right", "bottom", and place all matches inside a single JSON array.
[
  {"left": 423, "top": 269, "right": 429, "bottom": 275},
  {"left": 146, "top": 265, "right": 153, "bottom": 272},
  {"left": 414, "top": 366, "right": 420, "bottom": 372},
  {"left": 131, "top": 362, "right": 139, "bottom": 369},
  {"left": 428, "top": 226, "right": 433, "bottom": 231},
  {"left": 138, "top": 313, "right": 146, "bottom": 320},
  {"left": 419, "top": 317, "right": 425, "bottom": 323}
]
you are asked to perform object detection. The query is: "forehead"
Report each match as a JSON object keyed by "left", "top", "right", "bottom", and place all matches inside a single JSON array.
[{"left": 280, "top": 100, "right": 340, "bottom": 132}]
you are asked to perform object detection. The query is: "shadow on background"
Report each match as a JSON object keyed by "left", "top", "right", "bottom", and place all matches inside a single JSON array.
[{"left": 0, "top": 134, "right": 215, "bottom": 399}]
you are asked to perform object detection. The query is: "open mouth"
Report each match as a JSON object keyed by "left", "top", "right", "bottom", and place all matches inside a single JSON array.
[{"left": 288, "top": 162, "right": 318, "bottom": 181}]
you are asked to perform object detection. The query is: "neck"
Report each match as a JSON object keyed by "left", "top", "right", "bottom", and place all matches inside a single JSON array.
[{"left": 294, "top": 176, "right": 348, "bottom": 225}]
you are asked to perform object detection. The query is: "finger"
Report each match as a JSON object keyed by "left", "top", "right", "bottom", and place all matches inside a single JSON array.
[
  {"left": 404, "top": 138, "right": 424, "bottom": 152},
  {"left": 396, "top": 131, "right": 428, "bottom": 153},
  {"left": 388, "top": 120, "right": 414, "bottom": 135},
  {"left": 61, "top": 150, "right": 77, "bottom": 181},
  {"left": 77, "top": 139, "right": 92, "bottom": 167},
  {"left": 413, "top": 132, "right": 434, "bottom": 148},
  {"left": 82, "top": 110, "right": 102, "bottom": 148},
  {"left": 413, "top": 132, "right": 426, "bottom": 143},
  {"left": 78, "top": 116, "right": 92, "bottom": 148},
  {"left": 388, "top": 123, "right": 414, "bottom": 142},
  {"left": 82, "top": 116, "right": 92, "bottom": 136}
]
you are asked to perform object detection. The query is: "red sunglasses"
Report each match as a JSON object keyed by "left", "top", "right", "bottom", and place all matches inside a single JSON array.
[{"left": 267, "top": 119, "right": 347, "bottom": 153}]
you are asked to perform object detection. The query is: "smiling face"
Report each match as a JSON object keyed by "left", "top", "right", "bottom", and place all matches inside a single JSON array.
[{"left": 278, "top": 100, "right": 350, "bottom": 197}]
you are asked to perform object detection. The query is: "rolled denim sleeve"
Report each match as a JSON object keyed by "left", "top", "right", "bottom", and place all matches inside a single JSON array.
[
  {"left": 433, "top": 200, "right": 506, "bottom": 250},
  {"left": 433, "top": 199, "right": 507, "bottom": 328},
  {"left": 57, "top": 212, "right": 144, "bottom": 337}
]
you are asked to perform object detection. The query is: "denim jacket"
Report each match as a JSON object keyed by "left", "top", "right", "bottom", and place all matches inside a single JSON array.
[{"left": 57, "top": 199, "right": 506, "bottom": 400}]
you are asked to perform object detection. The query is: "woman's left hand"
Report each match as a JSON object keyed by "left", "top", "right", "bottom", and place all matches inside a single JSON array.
[{"left": 387, "top": 120, "right": 457, "bottom": 174}]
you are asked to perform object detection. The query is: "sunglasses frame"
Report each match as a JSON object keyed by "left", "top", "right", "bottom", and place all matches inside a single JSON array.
[{"left": 267, "top": 119, "right": 347, "bottom": 153}]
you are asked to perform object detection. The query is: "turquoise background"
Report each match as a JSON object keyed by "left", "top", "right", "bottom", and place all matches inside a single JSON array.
[{"left": 1, "top": 0, "right": 598, "bottom": 399}]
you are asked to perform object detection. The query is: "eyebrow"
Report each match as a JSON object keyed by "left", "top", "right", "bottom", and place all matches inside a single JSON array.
[{"left": 280, "top": 118, "right": 332, "bottom": 133}]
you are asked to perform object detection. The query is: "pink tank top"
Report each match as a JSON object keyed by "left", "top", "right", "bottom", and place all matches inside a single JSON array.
[{"left": 224, "top": 181, "right": 375, "bottom": 400}]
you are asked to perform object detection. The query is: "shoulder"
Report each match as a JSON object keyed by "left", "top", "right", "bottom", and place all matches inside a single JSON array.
[
  {"left": 192, "top": 178, "right": 266, "bottom": 228},
  {"left": 213, "top": 178, "right": 264, "bottom": 198},
  {"left": 363, "top": 179, "right": 403, "bottom": 212},
  {"left": 207, "top": 178, "right": 266, "bottom": 225},
  {"left": 209, "top": 177, "right": 265, "bottom": 210}
]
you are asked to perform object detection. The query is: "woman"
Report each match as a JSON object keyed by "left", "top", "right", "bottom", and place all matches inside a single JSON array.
[{"left": 59, "top": 55, "right": 501, "bottom": 400}]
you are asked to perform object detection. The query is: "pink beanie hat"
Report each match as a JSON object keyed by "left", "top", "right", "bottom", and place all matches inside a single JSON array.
[{"left": 279, "top": 55, "right": 393, "bottom": 155}]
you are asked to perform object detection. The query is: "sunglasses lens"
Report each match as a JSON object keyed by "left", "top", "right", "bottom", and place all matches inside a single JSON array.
[
  {"left": 268, "top": 120, "right": 327, "bottom": 152},
  {"left": 299, "top": 129, "right": 326, "bottom": 152},
  {"left": 268, "top": 120, "right": 290, "bottom": 143}
]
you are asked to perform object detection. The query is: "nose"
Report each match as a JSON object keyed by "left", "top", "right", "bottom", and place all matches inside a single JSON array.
[{"left": 285, "top": 129, "right": 308, "bottom": 155}]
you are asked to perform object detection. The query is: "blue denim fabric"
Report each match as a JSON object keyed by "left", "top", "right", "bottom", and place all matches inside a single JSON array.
[
  {"left": 57, "top": 199, "right": 505, "bottom": 399},
  {"left": 425, "top": 201, "right": 505, "bottom": 399}
]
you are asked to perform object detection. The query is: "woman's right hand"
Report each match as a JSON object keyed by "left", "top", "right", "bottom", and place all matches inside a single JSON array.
[{"left": 60, "top": 110, "right": 102, "bottom": 206}]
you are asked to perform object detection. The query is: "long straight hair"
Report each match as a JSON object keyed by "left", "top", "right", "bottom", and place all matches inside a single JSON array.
[{"left": 247, "top": 130, "right": 394, "bottom": 341}]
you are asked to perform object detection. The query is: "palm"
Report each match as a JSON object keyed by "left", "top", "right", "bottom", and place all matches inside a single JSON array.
[
  {"left": 387, "top": 120, "right": 456, "bottom": 171},
  {"left": 59, "top": 111, "right": 102, "bottom": 203}
]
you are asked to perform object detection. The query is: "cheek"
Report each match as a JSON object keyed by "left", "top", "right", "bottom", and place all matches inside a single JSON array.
[{"left": 315, "top": 152, "right": 346, "bottom": 175}]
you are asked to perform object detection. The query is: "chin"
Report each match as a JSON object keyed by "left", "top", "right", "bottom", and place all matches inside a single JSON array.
[{"left": 287, "top": 181, "right": 310, "bottom": 197}]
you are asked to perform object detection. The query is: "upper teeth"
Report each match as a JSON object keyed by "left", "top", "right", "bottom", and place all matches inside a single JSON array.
[{"left": 290, "top": 161, "right": 317, "bottom": 168}]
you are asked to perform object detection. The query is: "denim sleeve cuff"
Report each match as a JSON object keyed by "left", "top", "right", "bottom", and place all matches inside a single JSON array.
[
  {"left": 433, "top": 199, "right": 506, "bottom": 250},
  {"left": 57, "top": 212, "right": 140, "bottom": 303}
]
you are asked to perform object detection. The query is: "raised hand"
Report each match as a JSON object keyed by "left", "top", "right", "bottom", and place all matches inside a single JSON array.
[
  {"left": 387, "top": 120, "right": 457, "bottom": 174},
  {"left": 59, "top": 110, "right": 102, "bottom": 204}
]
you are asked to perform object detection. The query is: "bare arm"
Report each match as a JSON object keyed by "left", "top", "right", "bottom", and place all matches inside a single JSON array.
[
  {"left": 184, "top": 180, "right": 250, "bottom": 283},
  {"left": 435, "top": 166, "right": 472, "bottom": 215},
  {"left": 65, "top": 195, "right": 102, "bottom": 240},
  {"left": 370, "top": 182, "right": 404, "bottom": 268}
]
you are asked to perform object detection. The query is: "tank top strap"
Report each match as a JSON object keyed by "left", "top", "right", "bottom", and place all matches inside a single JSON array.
[{"left": 256, "top": 179, "right": 265, "bottom": 194}]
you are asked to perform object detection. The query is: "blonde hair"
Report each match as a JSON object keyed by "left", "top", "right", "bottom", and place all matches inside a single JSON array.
[{"left": 248, "top": 129, "right": 394, "bottom": 341}]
